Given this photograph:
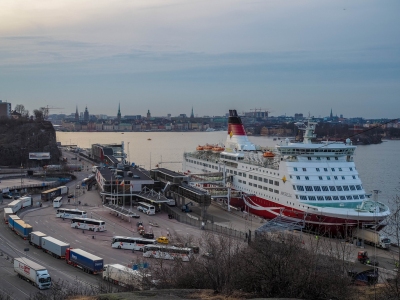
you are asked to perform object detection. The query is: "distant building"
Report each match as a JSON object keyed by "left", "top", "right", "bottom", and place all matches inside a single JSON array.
[
  {"left": 147, "top": 110, "right": 151, "bottom": 119},
  {"left": 294, "top": 113, "right": 303, "bottom": 120},
  {"left": 0, "top": 100, "right": 11, "bottom": 118},
  {"left": 84, "top": 106, "right": 89, "bottom": 122},
  {"left": 75, "top": 106, "right": 79, "bottom": 121},
  {"left": 117, "top": 103, "right": 121, "bottom": 122}
]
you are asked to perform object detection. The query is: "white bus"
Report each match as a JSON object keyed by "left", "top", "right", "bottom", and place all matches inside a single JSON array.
[
  {"left": 111, "top": 236, "right": 156, "bottom": 251},
  {"left": 137, "top": 202, "right": 156, "bottom": 215},
  {"left": 143, "top": 245, "right": 193, "bottom": 262},
  {"left": 56, "top": 208, "right": 87, "bottom": 219},
  {"left": 53, "top": 197, "right": 62, "bottom": 208},
  {"left": 71, "top": 217, "right": 106, "bottom": 232}
]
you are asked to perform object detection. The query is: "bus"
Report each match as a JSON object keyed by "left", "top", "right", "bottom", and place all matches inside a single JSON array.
[
  {"left": 137, "top": 202, "right": 156, "bottom": 215},
  {"left": 71, "top": 217, "right": 106, "bottom": 232},
  {"left": 53, "top": 197, "right": 62, "bottom": 208},
  {"left": 143, "top": 245, "right": 193, "bottom": 262},
  {"left": 56, "top": 208, "right": 87, "bottom": 219},
  {"left": 111, "top": 236, "right": 156, "bottom": 251}
]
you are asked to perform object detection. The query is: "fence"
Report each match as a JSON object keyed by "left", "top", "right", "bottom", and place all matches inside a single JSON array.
[{"left": 162, "top": 205, "right": 247, "bottom": 240}]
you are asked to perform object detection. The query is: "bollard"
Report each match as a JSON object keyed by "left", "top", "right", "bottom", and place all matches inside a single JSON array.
[{"left": 92, "top": 235, "right": 95, "bottom": 239}]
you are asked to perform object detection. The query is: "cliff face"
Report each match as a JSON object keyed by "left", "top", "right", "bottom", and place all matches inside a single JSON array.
[{"left": 0, "top": 119, "right": 60, "bottom": 167}]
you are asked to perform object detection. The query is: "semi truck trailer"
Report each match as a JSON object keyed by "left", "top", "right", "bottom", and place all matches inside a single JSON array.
[
  {"left": 3, "top": 207, "right": 13, "bottom": 223},
  {"left": 8, "top": 199, "right": 22, "bottom": 213},
  {"left": 29, "top": 231, "right": 47, "bottom": 249},
  {"left": 41, "top": 236, "right": 70, "bottom": 259},
  {"left": 65, "top": 248, "right": 103, "bottom": 274},
  {"left": 8, "top": 215, "right": 20, "bottom": 230},
  {"left": 14, "top": 219, "right": 33, "bottom": 239},
  {"left": 14, "top": 257, "right": 52, "bottom": 289},
  {"left": 103, "top": 263, "right": 149, "bottom": 290},
  {"left": 19, "top": 196, "right": 33, "bottom": 208},
  {"left": 353, "top": 228, "right": 391, "bottom": 249}
]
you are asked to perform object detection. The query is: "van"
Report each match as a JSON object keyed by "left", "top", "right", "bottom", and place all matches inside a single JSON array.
[
  {"left": 53, "top": 197, "right": 62, "bottom": 208},
  {"left": 156, "top": 236, "right": 169, "bottom": 244}
]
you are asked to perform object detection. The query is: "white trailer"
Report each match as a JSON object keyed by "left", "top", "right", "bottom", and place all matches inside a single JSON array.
[
  {"left": 3, "top": 207, "right": 13, "bottom": 223},
  {"left": 59, "top": 186, "right": 68, "bottom": 195},
  {"left": 103, "top": 264, "right": 150, "bottom": 290},
  {"left": 41, "top": 236, "right": 70, "bottom": 258},
  {"left": 29, "top": 231, "right": 47, "bottom": 249},
  {"left": 19, "top": 196, "right": 33, "bottom": 208},
  {"left": 353, "top": 228, "right": 391, "bottom": 249},
  {"left": 14, "top": 257, "right": 52, "bottom": 289},
  {"left": 8, "top": 200, "right": 22, "bottom": 213}
]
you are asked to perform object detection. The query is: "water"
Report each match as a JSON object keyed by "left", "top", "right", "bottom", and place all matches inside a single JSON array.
[{"left": 56, "top": 132, "right": 400, "bottom": 207}]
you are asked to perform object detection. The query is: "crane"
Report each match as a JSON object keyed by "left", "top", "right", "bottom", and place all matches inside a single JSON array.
[{"left": 40, "top": 105, "right": 64, "bottom": 120}]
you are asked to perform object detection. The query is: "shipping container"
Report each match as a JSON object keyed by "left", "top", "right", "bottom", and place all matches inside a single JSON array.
[
  {"left": 3, "top": 207, "right": 13, "bottom": 223},
  {"left": 29, "top": 231, "right": 47, "bottom": 249},
  {"left": 19, "top": 196, "right": 33, "bottom": 208},
  {"left": 8, "top": 215, "right": 21, "bottom": 230},
  {"left": 14, "top": 219, "right": 33, "bottom": 239},
  {"left": 41, "top": 236, "right": 70, "bottom": 259},
  {"left": 8, "top": 200, "right": 22, "bottom": 213}
]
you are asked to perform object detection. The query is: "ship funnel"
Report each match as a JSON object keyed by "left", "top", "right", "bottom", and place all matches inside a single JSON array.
[{"left": 225, "top": 110, "right": 256, "bottom": 151}]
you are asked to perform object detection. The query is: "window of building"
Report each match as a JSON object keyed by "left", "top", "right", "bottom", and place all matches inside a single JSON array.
[
  {"left": 339, "top": 168, "right": 342, "bottom": 171},
  {"left": 258, "top": 177, "right": 263, "bottom": 181},
  {"left": 329, "top": 186, "right": 336, "bottom": 191},
  {"left": 336, "top": 186, "right": 343, "bottom": 191},
  {"left": 269, "top": 188, "right": 273, "bottom": 192},
  {"left": 313, "top": 186, "right": 321, "bottom": 191},
  {"left": 302, "top": 168, "right": 307, "bottom": 171},
  {"left": 243, "top": 173, "right": 246, "bottom": 178},
  {"left": 296, "top": 176, "right": 300, "bottom": 180},
  {"left": 258, "top": 185, "right": 262, "bottom": 189},
  {"left": 335, "top": 157, "right": 338, "bottom": 160},
  {"left": 343, "top": 186, "right": 349, "bottom": 191},
  {"left": 356, "top": 185, "right": 362, "bottom": 190},
  {"left": 292, "top": 185, "right": 296, "bottom": 190},
  {"left": 249, "top": 175, "right": 253, "bottom": 179},
  {"left": 325, "top": 196, "right": 332, "bottom": 200},
  {"left": 349, "top": 167, "right": 353, "bottom": 171},
  {"left": 331, "top": 168, "right": 335, "bottom": 171},
  {"left": 269, "top": 180, "right": 273, "bottom": 184},
  {"left": 243, "top": 181, "right": 246, "bottom": 184},
  {"left": 308, "top": 196, "right": 316, "bottom": 201},
  {"left": 360, "top": 195, "right": 365, "bottom": 199},
  {"left": 333, "top": 196, "right": 339, "bottom": 200},
  {"left": 264, "top": 178, "right": 268, "bottom": 183},
  {"left": 274, "top": 181, "right": 279, "bottom": 186},
  {"left": 316, "top": 168, "right": 320, "bottom": 172},
  {"left": 296, "top": 185, "right": 304, "bottom": 191},
  {"left": 340, "top": 196, "right": 346, "bottom": 200},
  {"left": 346, "top": 195, "right": 352, "bottom": 200},
  {"left": 342, "top": 176, "right": 345, "bottom": 180},
  {"left": 305, "top": 176, "right": 310, "bottom": 180},
  {"left": 317, "top": 157, "right": 321, "bottom": 160},
  {"left": 322, "top": 186, "right": 329, "bottom": 191},
  {"left": 350, "top": 185, "right": 356, "bottom": 191},
  {"left": 305, "top": 186, "right": 313, "bottom": 192},
  {"left": 353, "top": 195, "right": 359, "bottom": 199},
  {"left": 334, "top": 176, "right": 338, "bottom": 180},
  {"left": 263, "top": 186, "right": 268, "bottom": 190},
  {"left": 308, "top": 157, "right": 312, "bottom": 160},
  {"left": 352, "top": 175, "right": 356, "bottom": 179},
  {"left": 324, "top": 168, "right": 328, "bottom": 172},
  {"left": 294, "top": 167, "right": 298, "bottom": 171},
  {"left": 249, "top": 183, "right": 253, "bottom": 186},
  {"left": 300, "top": 196, "right": 307, "bottom": 200},
  {"left": 327, "top": 176, "right": 331, "bottom": 180},
  {"left": 274, "top": 190, "right": 279, "bottom": 194}
]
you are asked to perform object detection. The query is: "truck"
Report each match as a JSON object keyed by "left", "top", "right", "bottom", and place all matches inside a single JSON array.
[
  {"left": 29, "top": 231, "right": 47, "bottom": 249},
  {"left": 19, "top": 196, "right": 33, "bottom": 209},
  {"left": 103, "top": 264, "right": 150, "bottom": 290},
  {"left": 3, "top": 207, "right": 13, "bottom": 223},
  {"left": 41, "top": 236, "right": 70, "bottom": 259},
  {"left": 8, "top": 215, "right": 21, "bottom": 230},
  {"left": 65, "top": 248, "right": 103, "bottom": 274},
  {"left": 14, "top": 219, "right": 33, "bottom": 239},
  {"left": 41, "top": 186, "right": 69, "bottom": 201},
  {"left": 8, "top": 199, "right": 22, "bottom": 213},
  {"left": 353, "top": 228, "right": 391, "bottom": 249},
  {"left": 14, "top": 257, "right": 52, "bottom": 289}
]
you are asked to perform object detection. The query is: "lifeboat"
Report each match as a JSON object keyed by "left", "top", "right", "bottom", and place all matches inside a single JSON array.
[
  {"left": 263, "top": 151, "right": 275, "bottom": 158},
  {"left": 196, "top": 145, "right": 204, "bottom": 151},
  {"left": 203, "top": 144, "right": 214, "bottom": 151},
  {"left": 212, "top": 146, "right": 225, "bottom": 152}
]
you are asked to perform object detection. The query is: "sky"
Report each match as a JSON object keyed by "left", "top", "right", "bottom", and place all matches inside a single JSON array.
[{"left": 0, "top": 0, "right": 399, "bottom": 119}]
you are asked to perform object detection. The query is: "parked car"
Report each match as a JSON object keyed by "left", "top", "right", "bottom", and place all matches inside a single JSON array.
[
  {"left": 2, "top": 194, "right": 12, "bottom": 199},
  {"left": 67, "top": 194, "right": 74, "bottom": 198},
  {"left": 130, "top": 213, "right": 140, "bottom": 219},
  {"left": 143, "top": 233, "right": 155, "bottom": 239}
]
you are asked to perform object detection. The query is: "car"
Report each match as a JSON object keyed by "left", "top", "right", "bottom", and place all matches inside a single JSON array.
[
  {"left": 156, "top": 236, "right": 169, "bottom": 244},
  {"left": 202, "top": 252, "right": 214, "bottom": 259},
  {"left": 67, "top": 194, "right": 74, "bottom": 198},
  {"left": 2, "top": 194, "right": 12, "bottom": 199},
  {"left": 76, "top": 185, "right": 80, "bottom": 189},
  {"left": 130, "top": 213, "right": 140, "bottom": 219}
]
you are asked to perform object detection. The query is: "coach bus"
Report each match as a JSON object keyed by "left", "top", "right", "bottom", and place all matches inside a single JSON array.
[
  {"left": 142, "top": 245, "right": 193, "bottom": 262},
  {"left": 56, "top": 208, "right": 87, "bottom": 219},
  {"left": 111, "top": 236, "right": 156, "bottom": 251},
  {"left": 71, "top": 217, "right": 106, "bottom": 232},
  {"left": 137, "top": 202, "right": 156, "bottom": 215}
]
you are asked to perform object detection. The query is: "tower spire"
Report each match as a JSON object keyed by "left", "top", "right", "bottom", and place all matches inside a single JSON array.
[
  {"left": 117, "top": 102, "right": 121, "bottom": 121},
  {"left": 190, "top": 106, "right": 194, "bottom": 118}
]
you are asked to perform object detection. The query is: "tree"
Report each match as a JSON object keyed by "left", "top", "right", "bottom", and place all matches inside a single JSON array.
[{"left": 33, "top": 109, "right": 44, "bottom": 121}]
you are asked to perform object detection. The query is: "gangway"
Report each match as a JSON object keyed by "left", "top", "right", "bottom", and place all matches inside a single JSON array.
[
  {"left": 188, "top": 172, "right": 224, "bottom": 184},
  {"left": 137, "top": 186, "right": 171, "bottom": 204}
]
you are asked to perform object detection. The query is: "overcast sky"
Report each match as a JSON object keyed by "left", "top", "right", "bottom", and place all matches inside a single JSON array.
[{"left": 1, "top": 0, "right": 399, "bottom": 119}]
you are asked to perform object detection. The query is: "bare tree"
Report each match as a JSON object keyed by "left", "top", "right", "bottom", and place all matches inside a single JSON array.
[{"left": 33, "top": 109, "right": 44, "bottom": 121}]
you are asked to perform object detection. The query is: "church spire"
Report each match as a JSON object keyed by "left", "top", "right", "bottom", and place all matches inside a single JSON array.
[
  {"left": 190, "top": 106, "right": 194, "bottom": 118},
  {"left": 117, "top": 102, "right": 121, "bottom": 121},
  {"left": 75, "top": 105, "right": 79, "bottom": 121}
]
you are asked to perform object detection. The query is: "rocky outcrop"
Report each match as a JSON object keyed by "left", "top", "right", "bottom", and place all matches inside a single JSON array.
[{"left": 0, "top": 118, "right": 60, "bottom": 167}]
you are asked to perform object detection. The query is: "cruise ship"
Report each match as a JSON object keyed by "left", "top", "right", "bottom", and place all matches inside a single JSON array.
[{"left": 183, "top": 110, "right": 390, "bottom": 234}]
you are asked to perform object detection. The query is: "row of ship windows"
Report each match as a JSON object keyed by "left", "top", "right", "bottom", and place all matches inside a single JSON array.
[
  {"left": 291, "top": 175, "right": 358, "bottom": 180},
  {"left": 294, "top": 184, "right": 362, "bottom": 192},
  {"left": 281, "top": 149, "right": 353, "bottom": 155},
  {"left": 237, "top": 179, "right": 280, "bottom": 193},
  {"left": 296, "top": 194, "right": 366, "bottom": 201},
  {"left": 293, "top": 166, "right": 354, "bottom": 172}
]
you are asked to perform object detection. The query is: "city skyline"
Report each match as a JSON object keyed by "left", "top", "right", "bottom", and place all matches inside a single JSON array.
[{"left": 1, "top": 1, "right": 399, "bottom": 118}]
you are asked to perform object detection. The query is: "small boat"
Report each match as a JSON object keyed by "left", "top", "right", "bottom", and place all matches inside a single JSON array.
[
  {"left": 263, "top": 151, "right": 275, "bottom": 158},
  {"left": 212, "top": 146, "right": 225, "bottom": 152},
  {"left": 196, "top": 145, "right": 204, "bottom": 151},
  {"left": 203, "top": 144, "right": 214, "bottom": 151},
  {"left": 147, "top": 138, "right": 151, "bottom": 141}
]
